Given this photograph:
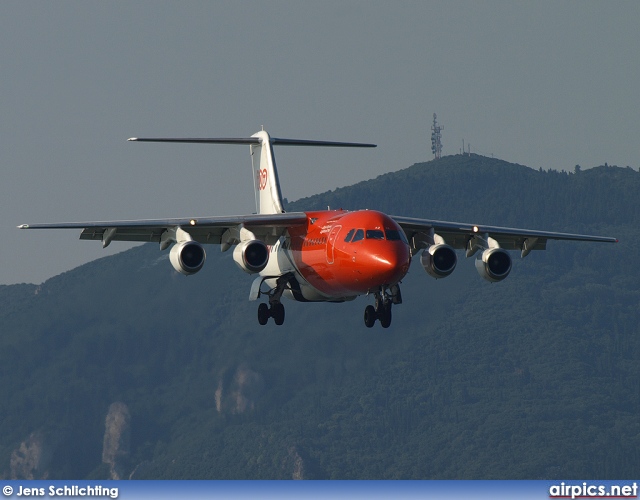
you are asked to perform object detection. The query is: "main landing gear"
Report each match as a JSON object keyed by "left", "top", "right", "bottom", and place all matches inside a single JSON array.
[
  {"left": 258, "top": 302, "right": 285, "bottom": 326},
  {"left": 364, "top": 284, "right": 402, "bottom": 329},
  {"left": 256, "top": 273, "right": 293, "bottom": 326}
]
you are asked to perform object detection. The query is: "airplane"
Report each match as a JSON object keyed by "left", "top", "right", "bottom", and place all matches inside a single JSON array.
[{"left": 18, "top": 129, "right": 617, "bottom": 328}]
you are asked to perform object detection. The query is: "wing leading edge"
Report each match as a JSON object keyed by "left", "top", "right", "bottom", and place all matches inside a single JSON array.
[{"left": 19, "top": 213, "right": 617, "bottom": 250}]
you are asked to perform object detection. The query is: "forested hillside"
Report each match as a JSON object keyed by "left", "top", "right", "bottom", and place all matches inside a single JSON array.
[{"left": 1, "top": 155, "right": 638, "bottom": 479}]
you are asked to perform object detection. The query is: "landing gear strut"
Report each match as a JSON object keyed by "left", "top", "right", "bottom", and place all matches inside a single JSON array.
[
  {"left": 256, "top": 273, "right": 293, "bottom": 326},
  {"left": 364, "top": 284, "right": 402, "bottom": 329}
]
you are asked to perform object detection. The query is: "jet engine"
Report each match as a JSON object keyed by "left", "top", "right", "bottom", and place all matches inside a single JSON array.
[
  {"left": 475, "top": 248, "right": 512, "bottom": 282},
  {"left": 420, "top": 244, "right": 457, "bottom": 278},
  {"left": 170, "top": 240, "right": 206, "bottom": 275},
  {"left": 233, "top": 239, "right": 269, "bottom": 274}
]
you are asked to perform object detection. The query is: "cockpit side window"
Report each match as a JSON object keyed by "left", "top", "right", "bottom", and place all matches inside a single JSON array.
[
  {"left": 344, "top": 229, "right": 355, "bottom": 242},
  {"left": 366, "top": 229, "right": 385, "bottom": 240},
  {"left": 385, "top": 229, "right": 409, "bottom": 244},
  {"left": 352, "top": 229, "right": 365, "bottom": 242}
]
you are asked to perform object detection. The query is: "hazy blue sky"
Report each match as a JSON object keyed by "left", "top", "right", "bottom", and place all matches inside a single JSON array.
[{"left": 3, "top": 1, "right": 638, "bottom": 285}]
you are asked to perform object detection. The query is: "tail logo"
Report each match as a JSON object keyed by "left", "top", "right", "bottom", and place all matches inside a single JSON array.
[{"left": 258, "top": 169, "right": 268, "bottom": 191}]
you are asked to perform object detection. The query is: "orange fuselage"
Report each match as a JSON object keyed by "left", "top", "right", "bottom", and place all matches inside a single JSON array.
[{"left": 287, "top": 209, "right": 412, "bottom": 297}]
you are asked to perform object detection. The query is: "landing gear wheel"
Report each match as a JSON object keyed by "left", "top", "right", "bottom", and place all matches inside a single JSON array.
[
  {"left": 254, "top": 273, "right": 294, "bottom": 326},
  {"left": 257, "top": 303, "right": 269, "bottom": 325},
  {"left": 379, "top": 303, "right": 392, "bottom": 329},
  {"left": 364, "top": 305, "right": 376, "bottom": 328},
  {"left": 272, "top": 303, "right": 285, "bottom": 326}
]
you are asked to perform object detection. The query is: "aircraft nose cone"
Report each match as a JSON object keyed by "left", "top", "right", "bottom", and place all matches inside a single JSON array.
[{"left": 361, "top": 242, "right": 411, "bottom": 286}]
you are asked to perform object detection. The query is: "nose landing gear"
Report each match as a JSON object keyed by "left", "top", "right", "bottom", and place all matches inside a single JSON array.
[
  {"left": 364, "top": 285, "right": 401, "bottom": 328},
  {"left": 363, "top": 302, "right": 391, "bottom": 328}
]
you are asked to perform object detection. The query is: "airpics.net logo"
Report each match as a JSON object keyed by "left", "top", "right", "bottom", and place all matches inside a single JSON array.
[{"left": 550, "top": 482, "right": 638, "bottom": 499}]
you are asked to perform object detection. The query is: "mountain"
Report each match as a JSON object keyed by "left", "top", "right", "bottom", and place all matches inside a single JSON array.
[{"left": 1, "top": 156, "right": 638, "bottom": 479}]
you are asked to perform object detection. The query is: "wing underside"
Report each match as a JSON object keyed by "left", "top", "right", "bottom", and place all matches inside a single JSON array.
[
  {"left": 392, "top": 215, "right": 617, "bottom": 256},
  {"left": 19, "top": 213, "right": 308, "bottom": 246}
]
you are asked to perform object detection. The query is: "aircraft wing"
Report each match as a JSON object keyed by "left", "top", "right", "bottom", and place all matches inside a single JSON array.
[
  {"left": 18, "top": 212, "right": 308, "bottom": 246},
  {"left": 392, "top": 215, "right": 617, "bottom": 256}
]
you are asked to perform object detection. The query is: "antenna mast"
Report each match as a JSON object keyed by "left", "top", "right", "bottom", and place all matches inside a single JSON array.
[{"left": 431, "top": 113, "right": 443, "bottom": 159}]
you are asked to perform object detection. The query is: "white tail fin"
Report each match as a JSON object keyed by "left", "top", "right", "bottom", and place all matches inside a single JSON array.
[
  {"left": 249, "top": 131, "right": 378, "bottom": 215},
  {"left": 250, "top": 130, "right": 285, "bottom": 214},
  {"left": 128, "top": 130, "right": 376, "bottom": 215}
]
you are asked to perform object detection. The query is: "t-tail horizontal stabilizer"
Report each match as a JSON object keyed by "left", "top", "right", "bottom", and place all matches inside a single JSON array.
[
  {"left": 127, "top": 137, "right": 377, "bottom": 148},
  {"left": 128, "top": 130, "right": 377, "bottom": 215}
]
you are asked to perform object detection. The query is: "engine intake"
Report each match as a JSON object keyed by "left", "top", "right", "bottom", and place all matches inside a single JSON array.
[
  {"left": 233, "top": 239, "right": 269, "bottom": 274},
  {"left": 420, "top": 244, "right": 457, "bottom": 279},
  {"left": 475, "top": 248, "right": 512, "bottom": 282},
  {"left": 170, "top": 241, "right": 206, "bottom": 275}
]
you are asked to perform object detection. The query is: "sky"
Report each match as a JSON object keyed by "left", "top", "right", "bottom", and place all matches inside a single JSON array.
[{"left": 2, "top": 1, "right": 638, "bottom": 285}]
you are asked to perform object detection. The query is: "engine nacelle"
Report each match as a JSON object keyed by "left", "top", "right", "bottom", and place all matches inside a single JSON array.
[
  {"left": 475, "top": 247, "right": 512, "bottom": 282},
  {"left": 170, "top": 241, "right": 206, "bottom": 275},
  {"left": 420, "top": 244, "right": 457, "bottom": 279},
  {"left": 233, "top": 239, "right": 269, "bottom": 274}
]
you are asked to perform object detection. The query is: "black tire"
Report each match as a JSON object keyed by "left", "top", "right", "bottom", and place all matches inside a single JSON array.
[
  {"left": 364, "top": 305, "right": 376, "bottom": 328},
  {"left": 257, "top": 303, "right": 269, "bottom": 325},
  {"left": 380, "top": 304, "right": 392, "bottom": 329},
  {"left": 272, "top": 303, "right": 285, "bottom": 326}
]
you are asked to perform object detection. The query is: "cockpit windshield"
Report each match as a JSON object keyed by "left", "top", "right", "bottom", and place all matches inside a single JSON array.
[
  {"left": 366, "top": 229, "right": 385, "bottom": 240},
  {"left": 343, "top": 228, "right": 408, "bottom": 243},
  {"left": 385, "top": 229, "right": 408, "bottom": 244},
  {"left": 352, "top": 229, "right": 365, "bottom": 242}
]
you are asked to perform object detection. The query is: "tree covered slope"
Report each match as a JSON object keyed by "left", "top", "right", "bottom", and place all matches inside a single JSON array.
[{"left": 1, "top": 156, "right": 638, "bottom": 479}]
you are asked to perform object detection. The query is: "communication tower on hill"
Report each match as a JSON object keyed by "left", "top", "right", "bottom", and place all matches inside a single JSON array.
[{"left": 431, "top": 113, "right": 443, "bottom": 159}]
